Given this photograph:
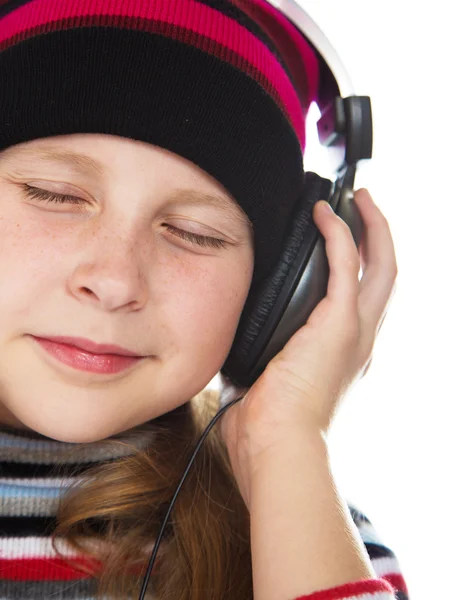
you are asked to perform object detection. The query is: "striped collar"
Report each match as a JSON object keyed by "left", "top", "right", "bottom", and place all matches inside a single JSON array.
[{"left": 0, "top": 423, "right": 155, "bottom": 466}]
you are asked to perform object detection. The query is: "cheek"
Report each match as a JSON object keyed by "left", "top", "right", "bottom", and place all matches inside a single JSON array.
[
  {"left": 165, "top": 254, "right": 252, "bottom": 364},
  {"left": 0, "top": 211, "right": 69, "bottom": 320}
]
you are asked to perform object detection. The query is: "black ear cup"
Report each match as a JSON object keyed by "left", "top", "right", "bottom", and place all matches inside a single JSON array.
[{"left": 221, "top": 171, "right": 333, "bottom": 387}]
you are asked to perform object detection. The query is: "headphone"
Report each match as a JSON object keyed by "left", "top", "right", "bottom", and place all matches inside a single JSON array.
[{"left": 138, "top": 1, "right": 373, "bottom": 597}]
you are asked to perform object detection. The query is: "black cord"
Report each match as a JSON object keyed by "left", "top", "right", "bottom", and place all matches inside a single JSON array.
[{"left": 137, "top": 392, "right": 245, "bottom": 599}]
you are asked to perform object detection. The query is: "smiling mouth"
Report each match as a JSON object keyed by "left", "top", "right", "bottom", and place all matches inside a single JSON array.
[{"left": 31, "top": 336, "right": 146, "bottom": 375}]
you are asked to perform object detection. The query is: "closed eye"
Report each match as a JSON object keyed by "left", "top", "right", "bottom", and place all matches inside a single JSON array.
[{"left": 20, "top": 184, "right": 229, "bottom": 249}]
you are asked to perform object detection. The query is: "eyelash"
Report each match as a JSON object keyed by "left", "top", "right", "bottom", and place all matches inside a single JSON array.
[{"left": 21, "top": 185, "right": 228, "bottom": 250}]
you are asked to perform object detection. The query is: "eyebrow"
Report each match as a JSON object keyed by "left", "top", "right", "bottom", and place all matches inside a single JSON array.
[
  {"left": 10, "top": 147, "right": 105, "bottom": 178},
  {"left": 167, "top": 189, "right": 252, "bottom": 229},
  {"left": 6, "top": 147, "right": 253, "bottom": 228}
]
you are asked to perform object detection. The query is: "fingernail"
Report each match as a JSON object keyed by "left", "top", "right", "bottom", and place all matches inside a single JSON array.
[{"left": 359, "top": 188, "right": 374, "bottom": 204}]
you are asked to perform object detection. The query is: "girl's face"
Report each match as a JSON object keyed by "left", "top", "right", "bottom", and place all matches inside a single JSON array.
[{"left": 0, "top": 134, "right": 254, "bottom": 442}]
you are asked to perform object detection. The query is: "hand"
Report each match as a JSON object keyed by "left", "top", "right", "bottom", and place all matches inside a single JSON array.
[{"left": 218, "top": 189, "right": 398, "bottom": 502}]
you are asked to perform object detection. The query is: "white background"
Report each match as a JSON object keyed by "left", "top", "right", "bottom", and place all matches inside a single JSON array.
[{"left": 209, "top": 2, "right": 452, "bottom": 598}]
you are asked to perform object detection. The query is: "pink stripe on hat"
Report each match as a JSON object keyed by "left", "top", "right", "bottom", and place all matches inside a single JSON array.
[
  {"left": 0, "top": 0, "right": 306, "bottom": 143},
  {"left": 242, "top": 0, "right": 319, "bottom": 106}
]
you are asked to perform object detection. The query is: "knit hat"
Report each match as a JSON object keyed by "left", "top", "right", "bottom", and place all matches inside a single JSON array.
[{"left": 0, "top": 0, "right": 320, "bottom": 286}]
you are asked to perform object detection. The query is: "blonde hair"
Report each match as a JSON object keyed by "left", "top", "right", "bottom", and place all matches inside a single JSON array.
[{"left": 51, "top": 389, "right": 253, "bottom": 599}]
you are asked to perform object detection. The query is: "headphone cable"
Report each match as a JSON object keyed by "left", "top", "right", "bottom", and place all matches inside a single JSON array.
[{"left": 137, "top": 391, "right": 245, "bottom": 599}]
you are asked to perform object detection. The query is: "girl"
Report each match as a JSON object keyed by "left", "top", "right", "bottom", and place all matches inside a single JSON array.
[{"left": 0, "top": 0, "right": 408, "bottom": 599}]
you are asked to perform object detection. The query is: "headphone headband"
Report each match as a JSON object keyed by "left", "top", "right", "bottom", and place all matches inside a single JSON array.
[{"left": 268, "top": 0, "right": 373, "bottom": 172}]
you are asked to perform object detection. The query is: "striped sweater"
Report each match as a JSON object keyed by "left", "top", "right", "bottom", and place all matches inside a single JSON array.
[{"left": 0, "top": 424, "right": 409, "bottom": 600}]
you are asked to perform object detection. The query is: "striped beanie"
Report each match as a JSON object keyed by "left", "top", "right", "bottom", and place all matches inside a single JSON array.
[{"left": 0, "top": 0, "right": 320, "bottom": 285}]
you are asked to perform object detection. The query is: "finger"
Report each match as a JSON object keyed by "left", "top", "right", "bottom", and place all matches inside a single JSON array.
[
  {"left": 353, "top": 189, "right": 398, "bottom": 327},
  {"left": 361, "top": 355, "right": 373, "bottom": 378},
  {"left": 313, "top": 200, "right": 360, "bottom": 316},
  {"left": 375, "top": 278, "right": 397, "bottom": 335}
]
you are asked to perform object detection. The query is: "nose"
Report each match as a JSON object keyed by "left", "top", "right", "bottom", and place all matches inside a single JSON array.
[{"left": 67, "top": 225, "right": 149, "bottom": 312}]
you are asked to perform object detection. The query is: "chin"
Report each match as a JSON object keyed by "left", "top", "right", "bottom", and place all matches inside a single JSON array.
[
  {"left": 40, "top": 429, "right": 106, "bottom": 444},
  {"left": 12, "top": 414, "right": 113, "bottom": 444}
]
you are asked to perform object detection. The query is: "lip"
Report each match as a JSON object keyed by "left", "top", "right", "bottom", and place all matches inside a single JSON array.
[
  {"left": 30, "top": 336, "right": 146, "bottom": 375},
  {"left": 36, "top": 336, "right": 142, "bottom": 357}
]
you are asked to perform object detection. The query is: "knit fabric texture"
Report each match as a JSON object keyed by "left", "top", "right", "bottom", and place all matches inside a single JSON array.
[
  {"left": 0, "top": 0, "right": 321, "bottom": 285},
  {"left": 0, "top": 423, "right": 410, "bottom": 599},
  {"left": 0, "top": 422, "right": 155, "bottom": 598}
]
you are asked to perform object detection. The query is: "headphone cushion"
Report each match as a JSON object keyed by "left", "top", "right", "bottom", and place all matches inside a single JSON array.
[{"left": 222, "top": 172, "right": 332, "bottom": 383}]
